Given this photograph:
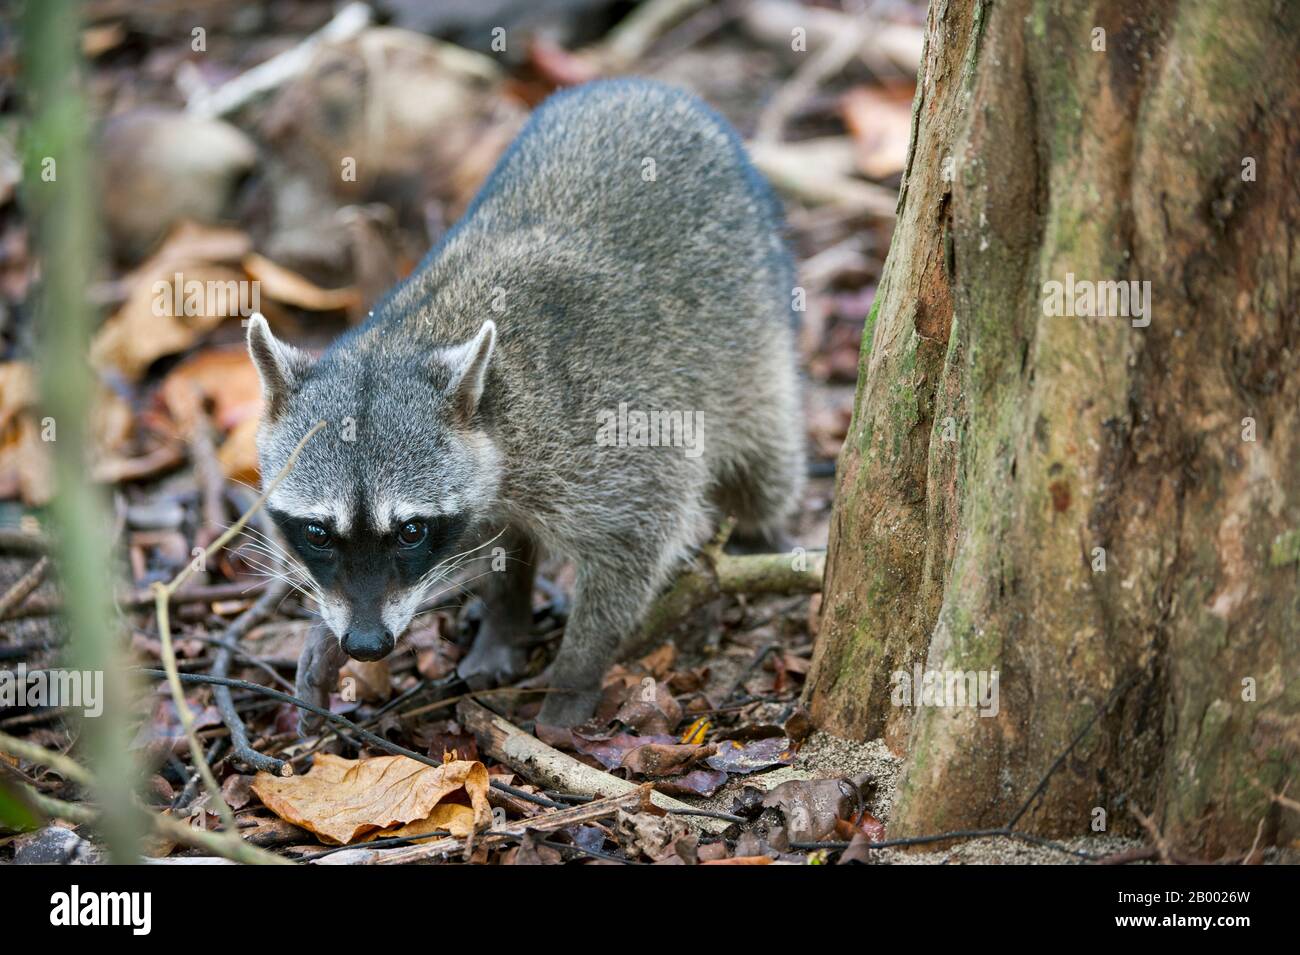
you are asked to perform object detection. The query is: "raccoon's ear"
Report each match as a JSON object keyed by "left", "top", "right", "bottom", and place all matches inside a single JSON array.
[
  {"left": 246, "top": 313, "right": 312, "bottom": 420},
  {"left": 440, "top": 320, "right": 496, "bottom": 423}
]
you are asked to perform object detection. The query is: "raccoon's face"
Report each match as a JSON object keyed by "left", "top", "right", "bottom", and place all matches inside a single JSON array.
[{"left": 245, "top": 314, "right": 500, "bottom": 662}]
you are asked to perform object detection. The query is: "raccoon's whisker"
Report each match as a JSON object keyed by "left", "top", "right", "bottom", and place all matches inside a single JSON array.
[
  {"left": 426, "top": 528, "right": 509, "bottom": 576},
  {"left": 240, "top": 559, "right": 312, "bottom": 598},
  {"left": 419, "top": 568, "right": 500, "bottom": 608},
  {"left": 237, "top": 548, "right": 313, "bottom": 592},
  {"left": 236, "top": 527, "right": 298, "bottom": 566},
  {"left": 238, "top": 551, "right": 321, "bottom": 605}
]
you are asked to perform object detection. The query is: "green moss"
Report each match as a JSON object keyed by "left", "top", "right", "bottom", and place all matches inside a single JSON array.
[
  {"left": 862, "top": 299, "right": 880, "bottom": 356},
  {"left": 1270, "top": 529, "right": 1300, "bottom": 567}
]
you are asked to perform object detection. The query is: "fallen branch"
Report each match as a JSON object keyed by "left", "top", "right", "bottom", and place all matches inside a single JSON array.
[
  {"left": 2, "top": 580, "right": 273, "bottom": 621},
  {"left": 0, "top": 529, "right": 51, "bottom": 556},
  {"left": 754, "top": 9, "right": 865, "bottom": 144},
  {"left": 457, "top": 699, "right": 731, "bottom": 834},
  {"left": 740, "top": 0, "right": 923, "bottom": 76}
]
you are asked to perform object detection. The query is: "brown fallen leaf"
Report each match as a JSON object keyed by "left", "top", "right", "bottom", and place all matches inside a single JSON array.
[
  {"left": 656, "top": 768, "right": 729, "bottom": 798},
  {"left": 220, "top": 774, "right": 256, "bottom": 811},
  {"left": 835, "top": 812, "right": 886, "bottom": 843},
  {"left": 159, "top": 346, "right": 263, "bottom": 432},
  {"left": 568, "top": 731, "right": 674, "bottom": 771},
  {"left": 0, "top": 362, "right": 51, "bottom": 505},
  {"left": 762, "top": 772, "right": 878, "bottom": 843},
  {"left": 613, "top": 680, "right": 683, "bottom": 737},
  {"left": 620, "top": 742, "right": 715, "bottom": 778},
  {"left": 217, "top": 417, "right": 260, "bottom": 484},
  {"left": 841, "top": 84, "right": 915, "bottom": 180},
  {"left": 252, "top": 753, "right": 491, "bottom": 845},
  {"left": 158, "top": 346, "right": 267, "bottom": 482},
  {"left": 243, "top": 252, "right": 360, "bottom": 312},
  {"left": 615, "top": 809, "right": 691, "bottom": 863},
  {"left": 706, "top": 737, "right": 797, "bottom": 775},
  {"left": 90, "top": 222, "right": 253, "bottom": 380},
  {"left": 339, "top": 658, "right": 392, "bottom": 704}
]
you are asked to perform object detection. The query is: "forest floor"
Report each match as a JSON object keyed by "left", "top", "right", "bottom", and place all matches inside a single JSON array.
[{"left": 0, "top": 0, "right": 1180, "bottom": 864}]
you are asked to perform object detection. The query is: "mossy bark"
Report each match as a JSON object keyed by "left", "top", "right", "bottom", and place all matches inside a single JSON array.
[{"left": 805, "top": 0, "right": 1300, "bottom": 855}]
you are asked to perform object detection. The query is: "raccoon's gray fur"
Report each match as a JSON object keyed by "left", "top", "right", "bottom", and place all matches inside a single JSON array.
[{"left": 248, "top": 78, "right": 804, "bottom": 727}]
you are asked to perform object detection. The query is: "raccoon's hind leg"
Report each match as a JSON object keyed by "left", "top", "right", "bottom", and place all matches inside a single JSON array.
[
  {"left": 714, "top": 341, "right": 805, "bottom": 550},
  {"left": 713, "top": 433, "right": 805, "bottom": 553},
  {"left": 457, "top": 526, "right": 538, "bottom": 689}
]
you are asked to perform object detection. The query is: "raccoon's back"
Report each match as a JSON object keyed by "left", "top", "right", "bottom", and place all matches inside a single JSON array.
[{"left": 459, "top": 79, "right": 791, "bottom": 309}]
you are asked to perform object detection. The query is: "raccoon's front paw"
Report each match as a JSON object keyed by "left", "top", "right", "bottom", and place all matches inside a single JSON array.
[
  {"left": 457, "top": 636, "right": 530, "bottom": 691},
  {"left": 295, "top": 625, "right": 346, "bottom": 736},
  {"left": 536, "top": 685, "right": 602, "bottom": 728}
]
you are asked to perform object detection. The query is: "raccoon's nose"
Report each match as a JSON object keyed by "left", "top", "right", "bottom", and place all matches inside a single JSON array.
[{"left": 342, "top": 628, "right": 394, "bottom": 662}]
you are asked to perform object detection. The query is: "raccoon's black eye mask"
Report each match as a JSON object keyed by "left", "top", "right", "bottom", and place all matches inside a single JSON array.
[{"left": 265, "top": 508, "right": 471, "bottom": 590}]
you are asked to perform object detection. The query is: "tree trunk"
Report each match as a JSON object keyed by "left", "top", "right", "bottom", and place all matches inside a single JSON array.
[{"left": 805, "top": 0, "right": 1300, "bottom": 856}]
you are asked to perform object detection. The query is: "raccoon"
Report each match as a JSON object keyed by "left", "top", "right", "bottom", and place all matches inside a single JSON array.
[{"left": 247, "top": 78, "right": 804, "bottom": 728}]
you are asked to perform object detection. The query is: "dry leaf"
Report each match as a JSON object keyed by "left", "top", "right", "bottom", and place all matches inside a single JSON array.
[
  {"left": 252, "top": 754, "right": 491, "bottom": 845},
  {"left": 243, "top": 252, "right": 360, "bottom": 311},
  {"left": 620, "top": 742, "right": 714, "bottom": 778},
  {"left": 159, "top": 347, "right": 263, "bottom": 431},
  {"left": 159, "top": 347, "right": 266, "bottom": 481},
  {"left": 841, "top": 85, "right": 915, "bottom": 180},
  {"left": 217, "top": 417, "right": 260, "bottom": 483},
  {"left": 0, "top": 362, "right": 51, "bottom": 505},
  {"left": 91, "top": 222, "right": 253, "bottom": 380}
]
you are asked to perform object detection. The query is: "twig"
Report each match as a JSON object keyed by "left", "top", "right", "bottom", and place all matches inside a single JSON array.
[
  {"left": 150, "top": 421, "right": 326, "bottom": 832},
  {"left": 0, "top": 555, "right": 49, "bottom": 617},
  {"left": 0, "top": 730, "right": 289, "bottom": 865},
  {"left": 316, "top": 786, "right": 657, "bottom": 864},
  {"left": 211, "top": 578, "right": 294, "bottom": 776},
  {"left": 754, "top": 12, "right": 865, "bottom": 144},
  {"left": 171, "top": 738, "right": 228, "bottom": 812},
  {"left": 134, "top": 670, "right": 558, "bottom": 810},
  {"left": 593, "top": 0, "right": 708, "bottom": 70},
  {"left": 185, "top": 2, "right": 373, "bottom": 117},
  {"left": 152, "top": 588, "right": 236, "bottom": 833},
  {"left": 295, "top": 831, "right": 454, "bottom": 862}
]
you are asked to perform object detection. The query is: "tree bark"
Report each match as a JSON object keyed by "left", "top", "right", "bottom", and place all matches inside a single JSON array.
[{"left": 806, "top": 0, "right": 1300, "bottom": 856}]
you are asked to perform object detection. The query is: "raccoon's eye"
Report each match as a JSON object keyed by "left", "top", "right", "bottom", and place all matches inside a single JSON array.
[
  {"left": 303, "top": 524, "right": 332, "bottom": 549},
  {"left": 397, "top": 521, "right": 427, "bottom": 547}
]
